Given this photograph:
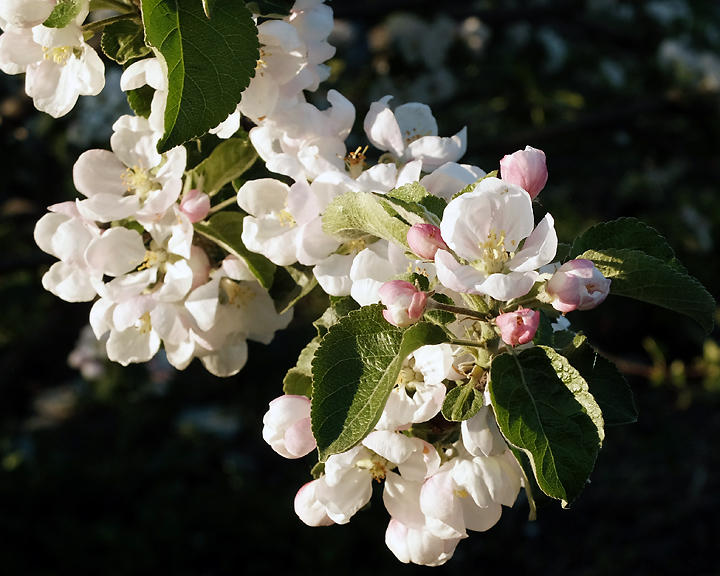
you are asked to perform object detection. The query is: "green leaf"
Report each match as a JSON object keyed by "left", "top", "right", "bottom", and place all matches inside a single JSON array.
[
  {"left": 425, "top": 293, "right": 455, "bottom": 325},
  {"left": 101, "top": 19, "right": 152, "bottom": 65},
  {"left": 384, "top": 183, "right": 443, "bottom": 226},
  {"left": 312, "top": 306, "right": 449, "bottom": 461},
  {"left": 283, "top": 337, "right": 321, "bottom": 397},
  {"left": 313, "top": 296, "right": 360, "bottom": 337},
  {"left": 244, "top": 0, "right": 294, "bottom": 17},
  {"left": 489, "top": 346, "right": 605, "bottom": 506},
  {"left": 580, "top": 248, "right": 715, "bottom": 333},
  {"left": 127, "top": 85, "right": 154, "bottom": 118},
  {"left": 322, "top": 191, "right": 411, "bottom": 247},
  {"left": 141, "top": 0, "right": 259, "bottom": 152},
  {"left": 387, "top": 182, "right": 428, "bottom": 203},
  {"left": 562, "top": 335, "right": 637, "bottom": 426},
  {"left": 451, "top": 170, "right": 497, "bottom": 200},
  {"left": 43, "top": 0, "right": 83, "bottom": 28},
  {"left": 570, "top": 217, "right": 677, "bottom": 263},
  {"left": 533, "top": 311, "right": 555, "bottom": 347},
  {"left": 270, "top": 264, "right": 317, "bottom": 315},
  {"left": 441, "top": 384, "right": 484, "bottom": 422},
  {"left": 194, "top": 212, "right": 276, "bottom": 290},
  {"left": 189, "top": 135, "right": 257, "bottom": 195}
]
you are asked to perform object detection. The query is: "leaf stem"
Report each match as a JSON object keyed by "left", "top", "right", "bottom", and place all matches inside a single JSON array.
[
  {"left": 449, "top": 338, "right": 484, "bottom": 348},
  {"left": 426, "top": 300, "right": 490, "bottom": 320},
  {"left": 89, "top": 0, "right": 137, "bottom": 13},
  {"left": 83, "top": 13, "right": 138, "bottom": 35},
  {"left": 208, "top": 196, "right": 239, "bottom": 215}
]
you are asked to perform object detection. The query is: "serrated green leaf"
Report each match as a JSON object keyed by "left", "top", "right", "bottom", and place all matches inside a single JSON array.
[
  {"left": 441, "top": 384, "right": 484, "bottom": 422},
  {"left": 489, "top": 346, "right": 604, "bottom": 506},
  {"left": 313, "top": 296, "right": 360, "bottom": 337},
  {"left": 387, "top": 182, "right": 428, "bottom": 203},
  {"left": 420, "top": 195, "right": 447, "bottom": 221},
  {"left": 424, "top": 292, "right": 455, "bottom": 325},
  {"left": 312, "top": 306, "right": 449, "bottom": 461},
  {"left": 509, "top": 446, "right": 541, "bottom": 521},
  {"left": 270, "top": 264, "right": 317, "bottom": 314},
  {"left": 283, "top": 337, "right": 321, "bottom": 397},
  {"left": 127, "top": 85, "right": 154, "bottom": 118},
  {"left": 580, "top": 248, "right": 715, "bottom": 333},
  {"left": 101, "top": 19, "right": 151, "bottom": 64},
  {"left": 570, "top": 217, "right": 678, "bottom": 263},
  {"left": 141, "top": 0, "right": 258, "bottom": 152},
  {"left": 43, "top": 0, "right": 83, "bottom": 28},
  {"left": 322, "top": 191, "right": 411, "bottom": 247},
  {"left": 533, "top": 311, "right": 555, "bottom": 347},
  {"left": 562, "top": 335, "right": 637, "bottom": 426},
  {"left": 194, "top": 212, "right": 276, "bottom": 290},
  {"left": 189, "top": 135, "right": 257, "bottom": 196}
]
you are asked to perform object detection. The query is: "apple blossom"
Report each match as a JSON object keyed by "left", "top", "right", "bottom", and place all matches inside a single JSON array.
[
  {"left": 262, "top": 395, "right": 316, "bottom": 459},
  {"left": 379, "top": 280, "right": 428, "bottom": 327},
  {"left": 495, "top": 307, "right": 540, "bottom": 346},
  {"left": 435, "top": 177, "right": 558, "bottom": 301},
  {"left": 407, "top": 223, "right": 449, "bottom": 261},
  {"left": 499, "top": 145, "right": 548, "bottom": 199},
  {"left": 179, "top": 189, "right": 211, "bottom": 223},
  {"left": 546, "top": 258, "right": 612, "bottom": 312}
]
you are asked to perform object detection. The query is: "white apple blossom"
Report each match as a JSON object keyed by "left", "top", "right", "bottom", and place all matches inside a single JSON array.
[
  {"left": 435, "top": 177, "right": 558, "bottom": 301},
  {"left": 0, "top": 20, "right": 104, "bottom": 118},
  {"left": 74, "top": 115, "right": 186, "bottom": 224},
  {"left": 120, "top": 56, "right": 168, "bottom": 134},
  {"left": 262, "top": 395, "right": 316, "bottom": 459},
  {"left": 0, "top": 0, "right": 56, "bottom": 29},
  {"left": 363, "top": 96, "right": 467, "bottom": 171}
]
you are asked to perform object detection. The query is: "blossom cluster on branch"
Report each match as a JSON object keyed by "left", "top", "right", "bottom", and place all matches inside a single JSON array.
[{"left": 1, "top": 0, "right": 714, "bottom": 567}]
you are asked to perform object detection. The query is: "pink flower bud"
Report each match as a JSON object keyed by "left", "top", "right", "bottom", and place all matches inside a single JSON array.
[
  {"left": 262, "top": 395, "right": 316, "bottom": 459},
  {"left": 179, "top": 189, "right": 210, "bottom": 223},
  {"left": 495, "top": 308, "right": 540, "bottom": 346},
  {"left": 499, "top": 145, "right": 548, "bottom": 199},
  {"left": 546, "top": 259, "right": 611, "bottom": 313},
  {"left": 294, "top": 480, "right": 334, "bottom": 527},
  {"left": 379, "top": 280, "right": 428, "bottom": 327},
  {"left": 407, "top": 223, "right": 449, "bottom": 260}
]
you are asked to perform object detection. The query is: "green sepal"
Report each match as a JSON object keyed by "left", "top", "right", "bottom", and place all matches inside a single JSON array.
[{"left": 441, "top": 384, "right": 484, "bottom": 422}]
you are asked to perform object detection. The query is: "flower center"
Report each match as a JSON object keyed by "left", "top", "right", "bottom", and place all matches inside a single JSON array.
[
  {"left": 136, "top": 312, "right": 152, "bottom": 335},
  {"left": 220, "top": 279, "right": 257, "bottom": 308},
  {"left": 275, "top": 208, "right": 296, "bottom": 228},
  {"left": 345, "top": 145, "right": 368, "bottom": 179},
  {"left": 122, "top": 166, "right": 158, "bottom": 202},
  {"left": 403, "top": 127, "right": 432, "bottom": 146},
  {"left": 473, "top": 230, "right": 515, "bottom": 275},
  {"left": 42, "top": 45, "right": 78, "bottom": 65},
  {"left": 356, "top": 454, "right": 389, "bottom": 481}
]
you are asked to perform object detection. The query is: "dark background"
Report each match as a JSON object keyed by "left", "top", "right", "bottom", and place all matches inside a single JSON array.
[{"left": 1, "top": 1, "right": 719, "bottom": 574}]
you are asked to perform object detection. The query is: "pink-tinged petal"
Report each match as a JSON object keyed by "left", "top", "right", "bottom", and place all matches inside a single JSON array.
[
  {"left": 461, "top": 499, "right": 502, "bottom": 532},
  {"left": 499, "top": 145, "right": 548, "bottom": 199},
  {"left": 364, "top": 95, "right": 405, "bottom": 157},
  {"left": 420, "top": 470, "right": 467, "bottom": 539},
  {"left": 495, "top": 308, "right": 540, "bottom": 346},
  {"left": 76, "top": 194, "right": 140, "bottom": 223},
  {"left": 407, "top": 223, "right": 448, "bottom": 260},
  {"left": 434, "top": 250, "right": 487, "bottom": 294},
  {"left": 405, "top": 126, "right": 467, "bottom": 171},
  {"left": 509, "top": 213, "right": 558, "bottom": 273},
  {"left": 294, "top": 480, "right": 334, "bottom": 527},
  {"left": 385, "top": 518, "right": 460, "bottom": 567},
  {"left": 477, "top": 271, "right": 538, "bottom": 301},
  {"left": 316, "top": 467, "right": 373, "bottom": 525},
  {"left": 378, "top": 280, "right": 427, "bottom": 327},
  {"left": 73, "top": 149, "right": 128, "bottom": 199},
  {"left": 546, "top": 259, "right": 611, "bottom": 312},
  {"left": 179, "top": 189, "right": 210, "bottom": 223},
  {"left": 262, "top": 395, "right": 315, "bottom": 459}
]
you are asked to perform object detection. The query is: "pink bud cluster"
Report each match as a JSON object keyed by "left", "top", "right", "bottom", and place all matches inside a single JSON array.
[{"left": 379, "top": 280, "right": 428, "bottom": 327}]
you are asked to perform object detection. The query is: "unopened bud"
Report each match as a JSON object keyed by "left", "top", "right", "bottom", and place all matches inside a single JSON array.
[
  {"left": 378, "top": 280, "right": 427, "bottom": 327},
  {"left": 262, "top": 395, "right": 316, "bottom": 459},
  {"left": 499, "top": 145, "right": 548, "bottom": 199},
  {"left": 407, "top": 223, "right": 448, "bottom": 260},
  {"left": 495, "top": 308, "right": 540, "bottom": 346},
  {"left": 546, "top": 259, "right": 611, "bottom": 313},
  {"left": 180, "top": 188, "right": 211, "bottom": 223}
]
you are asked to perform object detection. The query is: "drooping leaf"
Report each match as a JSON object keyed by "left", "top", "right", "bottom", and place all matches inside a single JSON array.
[
  {"left": 441, "top": 384, "right": 484, "bottom": 422},
  {"left": 489, "top": 346, "right": 605, "bottom": 507},
  {"left": 270, "top": 264, "right": 317, "bottom": 315},
  {"left": 43, "top": 0, "right": 83, "bottom": 28},
  {"left": 101, "top": 19, "right": 151, "bottom": 65},
  {"left": 322, "top": 191, "right": 411, "bottom": 247},
  {"left": 140, "top": 0, "right": 259, "bottom": 152},
  {"left": 580, "top": 248, "right": 715, "bottom": 333},
  {"left": 189, "top": 135, "right": 257, "bottom": 196},
  {"left": 283, "top": 337, "right": 321, "bottom": 397},
  {"left": 312, "top": 306, "right": 448, "bottom": 461},
  {"left": 194, "top": 212, "right": 275, "bottom": 290},
  {"left": 570, "top": 217, "right": 678, "bottom": 264},
  {"left": 562, "top": 335, "right": 638, "bottom": 426}
]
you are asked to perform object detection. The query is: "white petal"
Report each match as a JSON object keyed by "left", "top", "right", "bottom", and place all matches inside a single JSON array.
[
  {"left": 405, "top": 126, "right": 467, "bottom": 171},
  {"left": 508, "top": 213, "right": 558, "bottom": 272},
  {"left": 363, "top": 95, "right": 404, "bottom": 157},
  {"left": 85, "top": 228, "right": 146, "bottom": 277}
]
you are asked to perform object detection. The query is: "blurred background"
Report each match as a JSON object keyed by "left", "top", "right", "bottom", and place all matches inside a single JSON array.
[{"left": 1, "top": 0, "right": 719, "bottom": 574}]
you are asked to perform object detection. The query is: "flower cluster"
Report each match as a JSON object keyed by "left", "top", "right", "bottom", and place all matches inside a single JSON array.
[{"left": 7, "top": 0, "right": 710, "bottom": 569}]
